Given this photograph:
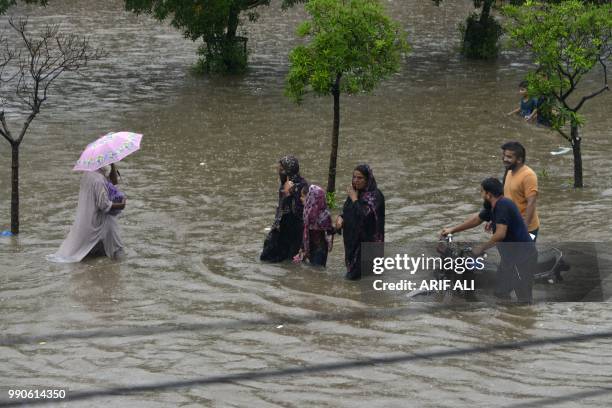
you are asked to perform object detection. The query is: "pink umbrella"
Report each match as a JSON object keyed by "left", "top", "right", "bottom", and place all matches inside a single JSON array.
[{"left": 73, "top": 131, "right": 142, "bottom": 171}]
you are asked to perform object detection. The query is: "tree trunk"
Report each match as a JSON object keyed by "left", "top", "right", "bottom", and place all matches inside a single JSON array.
[
  {"left": 571, "top": 124, "right": 583, "bottom": 188},
  {"left": 218, "top": 4, "right": 247, "bottom": 73},
  {"left": 10, "top": 141, "right": 20, "bottom": 234},
  {"left": 327, "top": 74, "right": 342, "bottom": 195},
  {"left": 227, "top": 5, "right": 240, "bottom": 40},
  {"left": 480, "top": 0, "right": 493, "bottom": 22}
]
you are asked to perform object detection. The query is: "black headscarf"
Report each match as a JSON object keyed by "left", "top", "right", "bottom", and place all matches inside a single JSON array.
[
  {"left": 354, "top": 163, "right": 377, "bottom": 193},
  {"left": 279, "top": 155, "right": 300, "bottom": 184},
  {"left": 341, "top": 164, "right": 385, "bottom": 279},
  {"left": 280, "top": 155, "right": 299, "bottom": 175},
  {"left": 349, "top": 163, "right": 384, "bottom": 242},
  {"left": 273, "top": 155, "right": 306, "bottom": 229}
]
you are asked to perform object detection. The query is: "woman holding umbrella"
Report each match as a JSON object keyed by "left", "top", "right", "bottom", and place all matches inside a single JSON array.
[{"left": 48, "top": 132, "right": 141, "bottom": 263}]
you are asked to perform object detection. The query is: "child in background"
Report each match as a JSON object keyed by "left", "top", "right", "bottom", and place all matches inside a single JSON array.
[
  {"left": 508, "top": 80, "right": 538, "bottom": 122},
  {"left": 293, "top": 185, "right": 334, "bottom": 267}
]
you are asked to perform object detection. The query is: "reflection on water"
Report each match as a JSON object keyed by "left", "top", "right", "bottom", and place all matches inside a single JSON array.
[{"left": 1, "top": 0, "right": 611, "bottom": 406}]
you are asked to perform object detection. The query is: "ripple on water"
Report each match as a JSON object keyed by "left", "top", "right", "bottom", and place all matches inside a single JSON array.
[{"left": 1, "top": 0, "right": 611, "bottom": 406}]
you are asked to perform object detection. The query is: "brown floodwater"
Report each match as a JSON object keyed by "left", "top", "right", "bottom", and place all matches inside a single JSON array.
[{"left": 1, "top": 0, "right": 611, "bottom": 406}]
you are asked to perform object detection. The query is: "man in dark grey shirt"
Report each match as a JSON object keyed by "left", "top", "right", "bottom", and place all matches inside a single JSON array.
[{"left": 441, "top": 178, "right": 536, "bottom": 303}]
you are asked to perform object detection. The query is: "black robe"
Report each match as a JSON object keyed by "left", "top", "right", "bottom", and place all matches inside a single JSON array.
[
  {"left": 341, "top": 189, "right": 385, "bottom": 280},
  {"left": 260, "top": 175, "right": 307, "bottom": 262}
]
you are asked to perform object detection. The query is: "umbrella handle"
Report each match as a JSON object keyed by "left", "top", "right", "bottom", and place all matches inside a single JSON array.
[{"left": 110, "top": 165, "right": 121, "bottom": 184}]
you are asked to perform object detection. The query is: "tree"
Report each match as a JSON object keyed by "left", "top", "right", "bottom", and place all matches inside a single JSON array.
[
  {"left": 433, "top": 0, "right": 502, "bottom": 59},
  {"left": 431, "top": 0, "right": 604, "bottom": 60},
  {"left": 460, "top": 0, "right": 502, "bottom": 59},
  {"left": 0, "top": 18, "right": 101, "bottom": 234},
  {"left": 285, "top": 0, "right": 409, "bottom": 206},
  {"left": 0, "top": 0, "right": 47, "bottom": 15},
  {"left": 504, "top": 0, "right": 611, "bottom": 188},
  {"left": 280, "top": 0, "right": 306, "bottom": 8},
  {"left": 125, "top": 0, "right": 301, "bottom": 73}
]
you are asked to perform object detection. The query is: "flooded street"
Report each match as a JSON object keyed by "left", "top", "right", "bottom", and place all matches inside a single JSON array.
[{"left": 1, "top": 0, "right": 611, "bottom": 406}]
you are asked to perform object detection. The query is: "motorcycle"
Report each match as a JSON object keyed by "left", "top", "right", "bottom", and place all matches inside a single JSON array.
[{"left": 406, "top": 234, "right": 570, "bottom": 299}]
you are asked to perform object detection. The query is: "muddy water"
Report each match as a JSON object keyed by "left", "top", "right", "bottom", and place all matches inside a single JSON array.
[{"left": 1, "top": 0, "right": 611, "bottom": 406}]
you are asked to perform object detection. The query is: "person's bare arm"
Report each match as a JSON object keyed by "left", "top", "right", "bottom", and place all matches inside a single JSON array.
[
  {"left": 473, "top": 224, "right": 507, "bottom": 255},
  {"left": 526, "top": 108, "right": 538, "bottom": 122},
  {"left": 111, "top": 199, "right": 126, "bottom": 210},
  {"left": 440, "top": 212, "right": 483, "bottom": 237},
  {"left": 282, "top": 180, "right": 294, "bottom": 196},
  {"left": 335, "top": 215, "right": 343, "bottom": 230},
  {"left": 507, "top": 107, "right": 520, "bottom": 116},
  {"left": 524, "top": 194, "right": 537, "bottom": 228}
]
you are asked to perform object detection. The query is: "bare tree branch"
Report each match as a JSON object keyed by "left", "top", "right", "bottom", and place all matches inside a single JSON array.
[
  {"left": 557, "top": 127, "right": 571, "bottom": 143},
  {"left": 557, "top": 64, "right": 573, "bottom": 101},
  {"left": 0, "top": 111, "right": 14, "bottom": 143},
  {"left": 574, "top": 85, "right": 610, "bottom": 112},
  {"left": 600, "top": 57, "right": 608, "bottom": 87},
  {"left": 563, "top": 74, "right": 577, "bottom": 101},
  {"left": 572, "top": 45, "right": 610, "bottom": 112},
  {"left": 0, "top": 35, "right": 15, "bottom": 79},
  {"left": 0, "top": 35, "right": 14, "bottom": 122},
  {"left": 0, "top": 129, "right": 10, "bottom": 143},
  {"left": 15, "top": 70, "right": 28, "bottom": 108},
  {"left": 17, "top": 111, "right": 38, "bottom": 144},
  {"left": 2, "top": 17, "right": 103, "bottom": 144}
]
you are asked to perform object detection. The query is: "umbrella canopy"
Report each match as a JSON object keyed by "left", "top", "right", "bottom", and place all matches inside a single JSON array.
[{"left": 73, "top": 131, "right": 142, "bottom": 171}]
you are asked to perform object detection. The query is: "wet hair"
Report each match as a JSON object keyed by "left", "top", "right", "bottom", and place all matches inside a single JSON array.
[
  {"left": 501, "top": 141, "right": 526, "bottom": 163},
  {"left": 519, "top": 80, "right": 529, "bottom": 89},
  {"left": 481, "top": 177, "right": 504, "bottom": 197}
]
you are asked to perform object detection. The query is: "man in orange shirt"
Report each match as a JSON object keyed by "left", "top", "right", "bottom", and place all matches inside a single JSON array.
[{"left": 501, "top": 141, "right": 540, "bottom": 241}]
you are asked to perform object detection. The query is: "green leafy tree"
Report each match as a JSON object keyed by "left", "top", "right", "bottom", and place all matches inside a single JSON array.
[
  {"left": 511, "top": 0, "right": 609, "bottom": 5},
  {"left": 460, "top": 0, "right": 501, "bottom": 59},
  {"left": 0, "top": 0, "right": 47, "bottom": 14},
  {"left": 125, "top": 0, "right": 266, "bottom": 73},
  {"left": 125, "top": 0, "right": 302, "bottom": 73},
  {"left": 280, "top": 0, "right": 306, "bottom": 8},
  {"left": 432, "top": 0, "right": 605, "bottom": 60},
  {"left": 433, "top": 0, "right": 502, "bottom": 59},
  {"left": 504, "top": 0, "right": 611, "bottom": 188},
  {"left": 285, "top": 0, "right": 409, "bottom": 206}
]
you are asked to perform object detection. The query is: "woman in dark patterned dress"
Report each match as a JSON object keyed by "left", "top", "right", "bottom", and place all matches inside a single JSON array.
[
  {"left": 260, "top": 155, "right": 308, "bottom": 263},
  {"left": 335, "top": 164, "right": 385, "bottom": 280}
]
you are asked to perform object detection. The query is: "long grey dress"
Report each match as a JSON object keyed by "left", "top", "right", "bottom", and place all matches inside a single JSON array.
[{"left": 47, "top": 170, "right": 124, "bottom": 263}]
